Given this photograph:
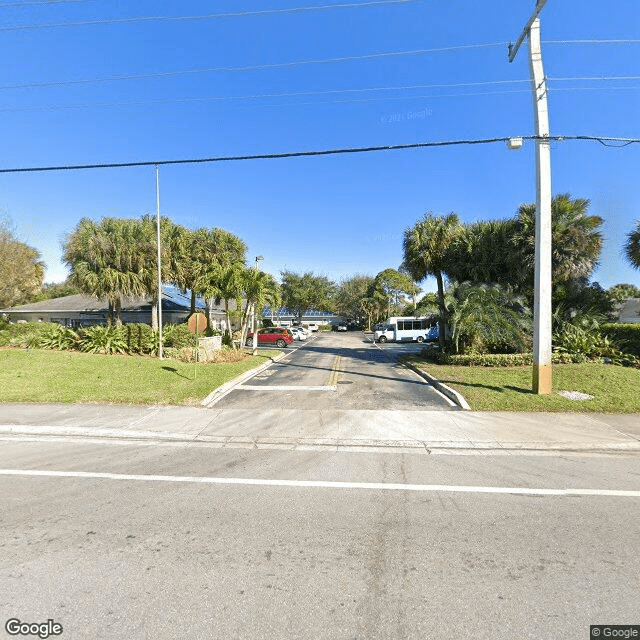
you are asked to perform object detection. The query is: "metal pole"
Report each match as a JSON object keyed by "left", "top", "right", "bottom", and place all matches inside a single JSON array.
[
  {"left": 155, "top": 166, "right": 163, "bottom": 360},
  {"left": 252, "top": 255, "right": 263, "bottom": 356},
  {"left": 528, "top": 15, "right": 552, "bottom": 394}
]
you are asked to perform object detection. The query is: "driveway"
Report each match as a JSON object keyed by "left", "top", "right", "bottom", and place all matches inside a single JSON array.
[{"left": 215, "top": 331, "right": 456, "bottom": 411}]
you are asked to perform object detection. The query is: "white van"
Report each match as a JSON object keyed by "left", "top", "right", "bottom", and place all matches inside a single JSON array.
[{"left": 374, "top": 317, "right": 438, "bottom": 343}]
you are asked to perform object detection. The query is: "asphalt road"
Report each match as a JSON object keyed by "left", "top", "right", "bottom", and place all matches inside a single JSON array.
[
  {"left": 1, "top": 438, "right": 639, "bottom": 640},
  {"left": 218, "top": 331, "right": 455, "bottom": 411}
]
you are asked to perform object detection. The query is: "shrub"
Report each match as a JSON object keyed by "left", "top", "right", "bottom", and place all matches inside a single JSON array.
[
  {"left": 0, "top": 330, "right": 10, "bottom": 347},
  {"left": 421, "top": 351, "right": 589, "bottom": 367},
  {"left": 163, "top": 323, "right": 196, "bottom": 350},
  {"left": 32, "top": 324, "right": 78, "bottom": 351},
  {"left": 602, "top": 323, "right": 640, "bottom": 356},
  {"left": 79, "top": 325, "right": 128, "bottom": 355},
  {"left": 124, "top": 323, "right": 159, "bottom": 355}
]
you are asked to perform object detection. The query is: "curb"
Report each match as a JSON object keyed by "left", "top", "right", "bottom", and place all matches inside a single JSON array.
[
  {"left": 200, "top": 350, "right": 289, "bottom": 407},
  {"left": 403, "top": 361, "right": 471, "bottom": 410},
  {"left": 1, "top": 425, "right": 639, "bottom": 456}
]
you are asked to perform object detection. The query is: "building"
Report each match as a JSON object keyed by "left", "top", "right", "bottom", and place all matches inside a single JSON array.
[{"left": 615, "top": 298, "right": 640, "bottom": 324}]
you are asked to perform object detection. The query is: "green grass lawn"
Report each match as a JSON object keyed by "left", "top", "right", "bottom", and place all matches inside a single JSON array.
[
  {"left": 0, "top": 348, "right": 280, "bottom": 405},
  {"left": 408, "top": 359, "right": 640, "bottom": 412}
]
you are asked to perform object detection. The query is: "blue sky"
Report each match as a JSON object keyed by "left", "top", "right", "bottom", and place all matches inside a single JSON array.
[{"left": 1, "top": 0, "right": 639, "bottom": 293}]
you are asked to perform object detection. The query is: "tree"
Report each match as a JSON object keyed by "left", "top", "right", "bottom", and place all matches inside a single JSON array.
[
  {"left": 624, "top": 221, "right": 640, "bottom": 270},
  {"left": 280, "top": 271, "right": 336, "bottom": 322},
  {"left": 138, "top": 215, "right": 187, "bottom": 329},
  {"left": 334, "top": 274, "right": 375, "bottom": 323},
  {"left": 402, "top": 213, "right": 462, "bottom": 348},
  {"left": 608, "top": 283, "right": 640, "bottom": 302},
  {"left": 62, "top": 217, "right": 147, "bottom": 326},
  {"left": 240, "top": 269, "right": 281, "bottom": 349},
  {"left": 514, "top": 194, "right": 603, "bottom": 290},
  {"left": 0, "top": 218, "right": 45, "bottom": 308},
  {"left": 30, "top": 279, "right": 82, "bottom": 302},
  {"left": 417, "top": 282, "right": 531, "bottom": 354},
  {"left": 373, "top": 268, "right": 419, "bottom": 317}
]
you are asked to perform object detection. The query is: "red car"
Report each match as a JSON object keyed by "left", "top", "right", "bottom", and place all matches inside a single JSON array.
[{"left": 246, "top": 327, "right": 294, "bottom": 348}]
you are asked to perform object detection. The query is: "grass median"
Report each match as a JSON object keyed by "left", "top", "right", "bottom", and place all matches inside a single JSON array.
[
  {"left": 405, "top": 358, "right": 640, "bottom": 413},
  {"left": 0, "top": 348, "right": 281, "bottom": 406}
]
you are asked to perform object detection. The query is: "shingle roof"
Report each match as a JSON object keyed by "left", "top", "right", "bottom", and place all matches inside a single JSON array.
[{"left": 0, "top": 294, "right": 191, "bottom": 314}]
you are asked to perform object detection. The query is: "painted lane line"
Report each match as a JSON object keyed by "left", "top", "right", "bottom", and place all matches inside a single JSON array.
[
  {"left": 236, "top": 385, "right": 337, "bottom": 391},
  {"left": 326, "top": 354, "right": 342, "bottom": 386},
  {"left": 1, "top": 469, "right": 639, "bottom": 498}
]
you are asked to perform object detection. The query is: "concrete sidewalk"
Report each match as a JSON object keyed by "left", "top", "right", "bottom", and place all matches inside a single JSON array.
[{"left": 0, "top": 403, "right": 639, "bottom": 455}]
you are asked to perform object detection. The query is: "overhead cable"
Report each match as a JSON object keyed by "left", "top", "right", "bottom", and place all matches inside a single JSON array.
[
  {"left": 0, "top": 43, "right": 507, "bottom": 91},
  {"left": 0, "top": 0, "right": 422, "bottom": 30},
  {"left": 1, "top": 135, "right": 638, "bottom": 174}
]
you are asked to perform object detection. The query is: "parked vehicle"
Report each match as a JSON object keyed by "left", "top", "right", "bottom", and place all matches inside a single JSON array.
[
  {"left": 246, "top": 327, "right": 294, "bottom": 348},
  {"left": 374, "top": 317, "right": 438, "bottom": 343},
  {"left": 303, "top": 322, "right": 320, "bottom": 332},
  {"left": 290, "top": 327, "right": 308, "bottom": 340}
]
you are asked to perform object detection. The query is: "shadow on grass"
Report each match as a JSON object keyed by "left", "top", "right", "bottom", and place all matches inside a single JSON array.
[
  {"left": 438, "top": 379, "right": 505, "bottom": 393},
  {"left": 162, "top": 365, "right": 191, "bottom": 380},
  {"left": 504, "top": 385, "right": 536, "bottom": 395},
  {"left": 438, "top": 379, "right": 536, "bottom": 395}
]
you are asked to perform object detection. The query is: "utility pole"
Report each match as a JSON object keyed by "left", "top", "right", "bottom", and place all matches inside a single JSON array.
[
  {"left": 509, "top": 0, "right": 552, "bottom": 394},
  {"left": 155, "top": 166, "right": 163, "bottom": 360}
]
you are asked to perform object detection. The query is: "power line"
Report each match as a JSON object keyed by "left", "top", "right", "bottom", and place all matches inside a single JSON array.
[
  {"left": 0, "top": 0, "right": 422, "bottom": 30},
  {"left": 0, "top": 43, "right": 508, "bottom": 91},
  {"left": 0, "top": 79, "right": 532, "bottom": 111},
  {"left": 4, "top": 75, "right": 640, "bottom": 113},
  {"left": 0, "top": 0, "right": 92, "bottom": 8},
  {"left": 1, "top": 135, "right": 638, "bottom": 174}
]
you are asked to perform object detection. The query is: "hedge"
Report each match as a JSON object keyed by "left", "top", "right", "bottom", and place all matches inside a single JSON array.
[
  {"left": 602, "top": 323, "right": 640, "bottom": 356},
  {"left": 421, "top": 351, "right": 588, "bottom": 367}
]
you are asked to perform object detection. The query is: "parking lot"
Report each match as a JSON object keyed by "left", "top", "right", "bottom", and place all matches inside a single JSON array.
[{"left": 217, "top": 330, "right": 456, "bottom": 411}]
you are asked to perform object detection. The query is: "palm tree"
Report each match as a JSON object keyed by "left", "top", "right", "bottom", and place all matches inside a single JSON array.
[
  {"left": 63, "top": 217, "right": 146, "bottom": 326},
  {"left": 446, "top": 282, "right": 532, "bottom": 354},
  {"left": 137, "top": 215, "right": 187, "bottom": 330},
  {"left": 514, "top": 194, "right": 603, "bottom": 287},
  {"left": 240, "top": 269, "right": 281, "bottom": 350},
  {"left": 402, "top": 213, "right": 462, "bottom": 348},
  {"left": 624, "top": 221, "right": 640, "bottom": 270}
]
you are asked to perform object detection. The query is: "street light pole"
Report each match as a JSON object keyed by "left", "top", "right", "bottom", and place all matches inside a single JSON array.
[
  {"left": 252, "top": 255, "right": 264, "bottom": 356},
  {"left": 509, "top": 0, "right": 552, "bottom": 394}
]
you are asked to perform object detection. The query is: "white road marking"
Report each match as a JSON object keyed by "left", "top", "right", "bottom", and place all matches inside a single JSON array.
[
  {"left": 237, "top": 385, "right": 336, "bottom": 391},
  {"left": 1, "top": 469, "right": 639, "bottom": 497}
]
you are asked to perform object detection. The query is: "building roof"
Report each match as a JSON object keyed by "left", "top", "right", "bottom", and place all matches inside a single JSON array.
[{"left": 0, "top": 293, "right": 192, "bottom": 314}]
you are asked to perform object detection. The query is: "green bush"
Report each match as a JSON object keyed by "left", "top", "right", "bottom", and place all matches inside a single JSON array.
[
  {"left": 163, "top": 323, "right": 196, "bottom": 349},
  {"left": 6, "top": 322, "right": 61, "bottom": 348},
  {"left": 31, "top": 324, "right": 79, "bottom": 351},
  {"left": 0, "top": 330, "right": 10, "bottom": 346},
  {"left": 421, "top": 351, "right": 589, "bottom": 367},
  {"left": 602, "top": 323, "right": 640, "bottom": 356},
  {"left": 79, "top": 325, "right": 128, "bottom": 355},
  {"left": 124, "top": 323, "right": 159, "bottom": 355}
]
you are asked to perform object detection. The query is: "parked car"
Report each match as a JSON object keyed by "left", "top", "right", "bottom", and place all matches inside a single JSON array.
[
  {"left": 246, "top": 327, "right": 294, "bottom": 348},
  {"left": 290, "top": 327, "right": 308, "bottom": 340}
]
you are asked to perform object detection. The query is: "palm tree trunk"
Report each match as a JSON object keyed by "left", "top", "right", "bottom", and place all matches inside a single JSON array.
[
  {"left": 436, "top": 271, "right": 446, "bottom": 349},
  {"left": 151, "top": 294, "right": 158, "bottom": 330}
]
